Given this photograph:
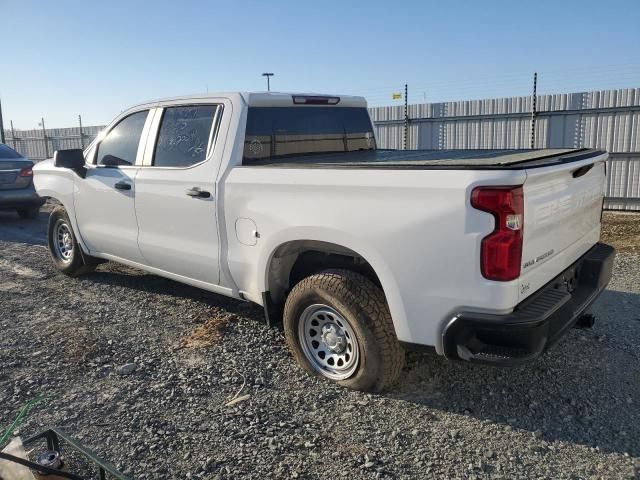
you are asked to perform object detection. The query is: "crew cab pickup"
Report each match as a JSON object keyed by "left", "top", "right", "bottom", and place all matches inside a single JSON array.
[{"left": 33, "top": 92, "right": 615, "bottom": 391}]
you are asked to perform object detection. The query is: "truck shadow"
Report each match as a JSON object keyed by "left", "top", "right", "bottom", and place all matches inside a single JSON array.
[
  {"left": 87, "top": 262, "right": 251, "bottom": 313},
  {"left": 88, "top": 264, "right": 639, "bottom": 458},
  {"left": 390, "top": 289, "right": 640, "bottom": 457},
  {"left": 86, "top": 264, "right": 639, "bottom": 457}
]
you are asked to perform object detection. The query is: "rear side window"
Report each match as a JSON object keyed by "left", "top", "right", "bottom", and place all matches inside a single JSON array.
[
  {"left": 243, "top": 107, "right": 376, "bottom": 162},
  {"left": 97, "top": 110, "right": 148, "bottom": 166},
  {"left": 0, "top": 144, "right": 23, "bottom": 159},
  {"left": 153, "top": 105, "right": 218, "bottom": 167}
]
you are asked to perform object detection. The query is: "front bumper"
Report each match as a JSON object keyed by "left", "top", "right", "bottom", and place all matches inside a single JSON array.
[
  {"left": 0, "top": 184, "right": 46, "bottom": 209},
  {"left": 442, "top": 242, "right": 615, "bottom": 366}
]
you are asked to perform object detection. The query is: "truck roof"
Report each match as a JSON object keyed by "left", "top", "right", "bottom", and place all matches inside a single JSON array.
[{"left": 129, "top": 92, "right": 367, "bottom": 110}]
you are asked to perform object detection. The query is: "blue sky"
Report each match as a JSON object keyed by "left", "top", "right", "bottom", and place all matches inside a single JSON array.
[{"left": 2, "top": 0, "right": 639, "bottom": 128}]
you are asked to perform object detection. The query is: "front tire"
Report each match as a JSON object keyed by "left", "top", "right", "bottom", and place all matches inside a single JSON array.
[
  {"left": 283, "top": 269, "right": 405, "bottom": 392},
  {"left": 47, "top": 207, "right": 98, "bottom": 276}
]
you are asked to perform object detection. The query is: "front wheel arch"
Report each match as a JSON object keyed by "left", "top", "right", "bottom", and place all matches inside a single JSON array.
[{"left": 47, "top": 206, "right": 99, "bottom": 276}]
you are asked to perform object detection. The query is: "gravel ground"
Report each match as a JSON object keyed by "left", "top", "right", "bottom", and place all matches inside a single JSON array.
[
  {"left": 1, "top": 205, "right": 639, "bottom": 479},
  {"left": 601, "top": 212, "right": 640, "bottom": 255}
]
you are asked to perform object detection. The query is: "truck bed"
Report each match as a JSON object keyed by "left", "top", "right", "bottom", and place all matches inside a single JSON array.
[{"left": 244, "top": 148, "right": 604, "bottom": 170}]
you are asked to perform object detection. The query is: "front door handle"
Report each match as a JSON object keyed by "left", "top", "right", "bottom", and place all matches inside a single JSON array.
[
  {"left": 114, "top": 181, "right": 132, "bottom": 190},
  {"left": 186, "top": 187, "right": 211, "bottom": 198}
]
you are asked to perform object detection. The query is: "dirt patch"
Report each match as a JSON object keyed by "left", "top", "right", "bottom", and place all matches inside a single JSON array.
[
  {"left": 601, "top": 212, "right": 640, "bottom": 254},
  {"left": 180, "top": 312, "right": 236, "bottom": 348},
  {"left": 0, "top": 259, "right": 42, "bottom": 278},
  {"left": 64, "top": 326, "right": 100, "bottom": 362}
]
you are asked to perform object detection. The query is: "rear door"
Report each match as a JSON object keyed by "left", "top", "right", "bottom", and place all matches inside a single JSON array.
[
  {"left": 519, "top": 153, "right": 607, "bottom": 301},
  {"left": 134, "top": 102, "right": 224, "bottom": 284},
  {"left": 74, "top": 109, "right": 153, "bottom": 262}
]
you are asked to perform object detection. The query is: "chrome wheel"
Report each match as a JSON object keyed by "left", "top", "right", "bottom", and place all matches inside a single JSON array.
[
  {"left": 298, "top": 304, "right": 360, "bottom": 380},
  {"left": 53, "top": 219, "right": 74, "bottom": 263}
]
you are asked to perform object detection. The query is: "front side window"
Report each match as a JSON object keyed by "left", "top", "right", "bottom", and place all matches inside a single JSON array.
[
  {"left": 96, "top": 110, "right": 148, "bottom": 166},
  {"left": 243, "top": 107, "right": 376, "bottom": 163},
  {"left": 153, "top": 105, "right": 218, "bottom": 167}
]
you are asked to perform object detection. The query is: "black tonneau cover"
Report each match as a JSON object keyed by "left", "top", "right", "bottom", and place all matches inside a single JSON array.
[{"left": 243, "top": 148, "right": 605, "bottom": 170}]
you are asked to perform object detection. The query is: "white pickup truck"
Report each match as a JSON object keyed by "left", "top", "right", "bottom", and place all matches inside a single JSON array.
[{"left": 33, "top": 92, "right": 615, "bottom": 391}]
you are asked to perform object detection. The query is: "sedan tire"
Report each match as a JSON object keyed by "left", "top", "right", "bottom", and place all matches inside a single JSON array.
[{"left": 16, "top": 206, "right": 40, "bottom": 220}]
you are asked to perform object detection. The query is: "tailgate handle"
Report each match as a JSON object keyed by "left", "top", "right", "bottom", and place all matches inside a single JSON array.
[{"left": 572, "top": 164, "right": 594, "bottom": 178}]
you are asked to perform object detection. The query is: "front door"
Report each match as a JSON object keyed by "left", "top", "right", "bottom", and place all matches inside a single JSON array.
[
  {"left": 134, "top": 104, "right": 222, "bottom": 285},
  {"left": 74, "top": 110, "right": 150, "bottom": 263}
]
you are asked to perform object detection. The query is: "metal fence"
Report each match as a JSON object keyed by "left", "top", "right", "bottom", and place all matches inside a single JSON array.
[
  {"left": 370, "top": 88, "right": 640, "bottom": 211},
  {"left": 2, "top": 124, "right": 103, "bottom": 162},
  {"left": 3, "top": 88, "right": 639, "bottom": 210}
]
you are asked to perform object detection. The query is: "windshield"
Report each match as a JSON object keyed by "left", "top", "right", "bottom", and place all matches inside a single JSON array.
[
  {"left": 243, "top": 107, "right": 376, "bottom": 162},
  {"left": 0, "top": 144, "right": 23, "bottom": 159}
]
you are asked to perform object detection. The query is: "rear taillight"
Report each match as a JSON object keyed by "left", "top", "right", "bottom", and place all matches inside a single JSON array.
[
  {"left": 18, "top": 166, "right": 33, "bottom": 177},
  {"left": 471, "top": 186, "right": 524, "bottom": 281}
]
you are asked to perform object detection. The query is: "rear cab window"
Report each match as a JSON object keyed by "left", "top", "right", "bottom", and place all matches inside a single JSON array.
[
  {"left": 243, "top": 107, "right": 376, "bottom": 163},
  {"left": 0, "top": 144, "right": 23, "bottom": 159}
]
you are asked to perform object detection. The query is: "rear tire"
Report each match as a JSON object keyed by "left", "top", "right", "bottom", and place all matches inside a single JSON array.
[
  {"left": 16, "top": 206, "right": 40, "bottom": 219},
  {"left": 47, "top": 206, "right": 99, "bottom": 276},
  {"left": 283, "top": 269, "right": 405, "bottom": 392}
]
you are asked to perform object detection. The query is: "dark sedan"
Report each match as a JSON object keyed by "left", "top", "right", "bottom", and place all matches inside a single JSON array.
[{"left": 0, "top": 144, "right": 46, "bottom": 219}]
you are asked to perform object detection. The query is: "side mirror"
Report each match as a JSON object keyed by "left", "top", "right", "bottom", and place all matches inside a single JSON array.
[
  {"left": 54, "top": 149, "right": 85, "bottom": 169},
  {"left": 54, "top": 149, "right": 86, "bottom": 177}
]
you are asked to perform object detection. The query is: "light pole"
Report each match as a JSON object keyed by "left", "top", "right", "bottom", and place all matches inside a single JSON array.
[{"left": 262, "top": 72, "right": 274, "bottom": 92}]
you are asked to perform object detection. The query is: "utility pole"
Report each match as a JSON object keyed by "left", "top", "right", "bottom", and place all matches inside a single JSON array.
[
  {"left": 403, "top": 84, "right": 408, "bottom": 150},
  {"left": 530, "top": 72, "right": 537, "bottom": 149},
  {"left": 262, "top": 72, "right": 274, "bottom": 92},
  {"left": 0, "top": 97, "right": 5, "bottom": 144}
]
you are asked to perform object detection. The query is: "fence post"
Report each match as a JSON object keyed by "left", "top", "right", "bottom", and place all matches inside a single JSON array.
[
  {"left": 403, "top": 83, "right": 408, "bottom": 150},
  {"left": 10, "top": 120, "right": 16, "bottom": 149},
  {"left": 40, "top": 117, "right": 49, "bottom": 158},
  {"left": 78, "top": 114, "right": 85, "bottom": 149},
  {"left": 0, "top": 98, "right": 5, "bottom": 144},
  {"left": 530, "top": 72, "right": 537, "bottom": 149}
]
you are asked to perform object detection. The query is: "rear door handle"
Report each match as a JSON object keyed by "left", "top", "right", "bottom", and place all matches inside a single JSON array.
[
  {"left": 186, "top": 187, "right": 211, "bottom": 198},
  {"left": 114, "top": 181, "right": 132, "bottom": 190}
]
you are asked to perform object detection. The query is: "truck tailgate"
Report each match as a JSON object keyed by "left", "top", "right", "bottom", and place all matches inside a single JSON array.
[{"left": 519, "top": 152, "right": 607, "bottom": 302}]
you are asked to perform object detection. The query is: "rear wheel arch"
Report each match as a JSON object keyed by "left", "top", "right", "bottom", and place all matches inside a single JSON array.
[
  {"left": 261, "top": 237, "right": 409, "bottom": 343},
  {"left": 265, "top": 240, "right": 383, "bottom": 306}
]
